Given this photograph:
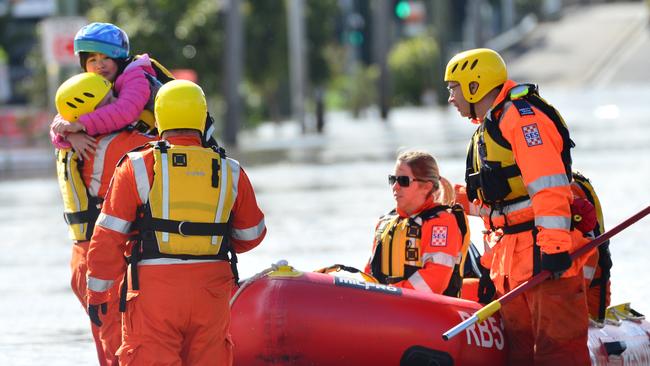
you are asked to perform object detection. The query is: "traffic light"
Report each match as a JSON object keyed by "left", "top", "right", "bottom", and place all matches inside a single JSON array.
[
  {"left": 393, "top": 0, "right": 426, "bottom": 37},
  {"left": 394, "top": 0, "right": 411, "bottom": 20},
  {"left": 337, "top": 0, "right": 372, "bottom": 64}
]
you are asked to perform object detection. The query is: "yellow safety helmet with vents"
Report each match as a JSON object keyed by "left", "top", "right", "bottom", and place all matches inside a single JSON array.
[
  {"left": 154, "top": 80, "right": 207, "bottom": 135},
  {"left": 444, "top": 48, "right": 507, "bottom": 103},
  {"left": 55, "top": 72, "right": 112, "bottom": 121}
]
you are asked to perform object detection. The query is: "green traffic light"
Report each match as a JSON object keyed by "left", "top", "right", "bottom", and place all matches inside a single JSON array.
[
  {"left": 348, "top": 31, "right": 364, "bottom": 46},
  {"left": 395, "top": 1, "right": 411, "bottom": 19}
]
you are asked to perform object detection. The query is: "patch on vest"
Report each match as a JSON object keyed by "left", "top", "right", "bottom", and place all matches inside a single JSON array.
[
  {"left": 430, "top": 226, "right": 448, "bottom": 246},
  {"left": 406, "top": 247, "right": 419, "bottom": 261},
  {"left": 522, "top": 123, "right": 543, "bottom": 147},
  {"left": 172, "top": 153, "right": 187, "bottom": 167},
  {"left": 512, "top": 99, "right": 535, "bottom": 116}
]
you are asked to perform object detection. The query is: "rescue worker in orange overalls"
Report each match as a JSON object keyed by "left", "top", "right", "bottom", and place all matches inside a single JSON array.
[
  {"left": 366, "top": 150, "right": 471, "bottom": 296},
  {"left": 445, "top": 48, "right": 593, "bottom": 365},
  {"left": 54, "top": 72, "right": 157, "bottom": 365},
  {"left": 85, "top": 80, "right": 266, "bottom": 365}
]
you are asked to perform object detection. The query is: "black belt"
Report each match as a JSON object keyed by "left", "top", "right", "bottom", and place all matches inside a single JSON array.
[
  {"left": 150, "top": 218, "right": 228, "bottom": 236},
  {"left": 502, "top": 220, "right": 535, "bottom": 234}
]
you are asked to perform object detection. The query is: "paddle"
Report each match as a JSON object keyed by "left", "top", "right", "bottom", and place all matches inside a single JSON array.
[{"left": 442, "top": 205, "right": 650, "bottom": 341}]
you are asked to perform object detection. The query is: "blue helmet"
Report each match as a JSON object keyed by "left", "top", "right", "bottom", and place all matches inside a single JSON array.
[{"left": 74, "top": 22, "right": 129, "bottom": 58}]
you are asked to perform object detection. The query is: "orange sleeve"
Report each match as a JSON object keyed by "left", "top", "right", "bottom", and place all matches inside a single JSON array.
[
  {"left": 230, "top": 167, "right": 266, "bottom": 253},
  {"left": 87, "top": 154, "right": 151, "bottom": 304},
  {"left": 501, "top": 106, "right": 573, "bottom": 254}
]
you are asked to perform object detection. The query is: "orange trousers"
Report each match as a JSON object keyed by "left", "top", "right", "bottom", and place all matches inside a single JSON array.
[
  {"left": 500, "top": 274, "right": 590, "bottom": 366},
  {"left": 70, "top": 241, "right": 122, "bottom": 366},
  {"left": 116, "top": 261, "right": 234, "bottom": 365}
]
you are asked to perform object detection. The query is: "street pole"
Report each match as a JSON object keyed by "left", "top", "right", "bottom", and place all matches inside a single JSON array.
[
  {"left": 287, "top": 0, "right": 307, "bottom": 133},
  {"left": 467, "top": 0, "right": 485, "bottom": 48},
  {"left": 372, "top": 0, "right": 391, "bottom": 120},
  {"left": 433, "top": 0, "right": 450, "bottom": 105},
  {"left": 223, "top": 0, "right": 243, "bottom": 147},
  {"left": 502, "top": 0, "right": 515, "bottom": 31},
  {"left": 50, "top": 0, "right": 80, "bottom": 112}
]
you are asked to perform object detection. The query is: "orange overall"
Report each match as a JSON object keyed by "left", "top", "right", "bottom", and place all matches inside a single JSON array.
[
  {"left": 465, "top": 80, "right": 591, "bottom": 365},
  {"left": 86, "top": 135, "right": 266, "bottom": 365}
]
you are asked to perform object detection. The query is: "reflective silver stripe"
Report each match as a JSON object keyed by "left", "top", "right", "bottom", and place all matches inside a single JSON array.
[
  {"left": 421, "top": 252, "right": 456, "bottom": 268},
  {"left": 161, "top": 151, "right": 170, "bottom": 243},
  {"left": 527, "top": 174, "right": 570, "bottom": 197},
  {"left": 96, "top": 212, "right": 132, "bottom": 234},
  {"left": 88, "top": 133, "right": 118, "bottom": 196},
  {"left": 211, "top": 158, "right": 241, "bottom": 245},
  {"left": 128, "top": 152, "right": 150, "bottom": 204},
  {"left": 232, "top": 218, "right": 266, "bottom": 241},
  {"left": 138, "top": 258, "right": 224, "bottom": 265},
  {"left": 212, "top": 157, "right": 230, "bottom": 245},
  {"left": 407, "top": 271, "right": 433, "bottom": 293},
  {"left": 205, "top": 123, "right": 215, "bottom": 140},
  {"left": 583, "top": 265, "right": 596, "bottom": 281},
  {"left": 87, "top": 276, "right": 114, "bottom": 292},
  {"left": 535, "top": 215, "right": 571, "bottom": 230},
  {"left": 229, "top": 158, "right": 240, "bottom": 201}
]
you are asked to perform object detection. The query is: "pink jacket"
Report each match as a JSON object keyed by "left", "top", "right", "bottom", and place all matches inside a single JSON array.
[{"left": 50, "top": 54, "right": 156, "bottom": 148}]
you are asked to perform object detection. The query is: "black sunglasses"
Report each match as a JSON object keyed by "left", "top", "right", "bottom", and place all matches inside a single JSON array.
[{"left": 388, "top": 175, "right": 427, "bottom": 187}]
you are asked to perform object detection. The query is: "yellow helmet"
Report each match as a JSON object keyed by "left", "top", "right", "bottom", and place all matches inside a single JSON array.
[
  {"left": 55, "top": 72, "right": 112, "bottom": 121},
  {"left": 154, "top": 80, "right": 207, "bottom": 135},
  {"left": 444, "top": 48, "right": 507, "bottom": 103}
]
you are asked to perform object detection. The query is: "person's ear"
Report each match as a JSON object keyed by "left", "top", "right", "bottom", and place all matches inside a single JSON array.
[{"left": 469, "top": 81, "right": 479, "bottom": 95}]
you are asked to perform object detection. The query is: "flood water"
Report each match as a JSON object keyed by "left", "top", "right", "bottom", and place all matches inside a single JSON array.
[{"left": 1, "top": 85, "right": 649, "bottom": 364}]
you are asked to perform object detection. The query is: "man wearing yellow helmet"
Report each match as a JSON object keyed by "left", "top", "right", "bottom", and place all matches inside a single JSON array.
[
  {"left": 85, "top": 80, "right": 266, "bottom": 365},
  {"left": 445, "top": 48, "right": 591, "bottom": 365},
  {"left": 54, "top": 72, "right": 158, "bottom": 366}
]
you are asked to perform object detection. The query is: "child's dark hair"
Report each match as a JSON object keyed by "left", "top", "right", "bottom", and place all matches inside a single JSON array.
[{"left": 79, "top": 52, "right": 131, "bottom": 77}]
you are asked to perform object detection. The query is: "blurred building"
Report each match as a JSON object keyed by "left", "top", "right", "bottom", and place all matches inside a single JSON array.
[{"left": 0, "top": 0, "right": 56, "bottom": 104}]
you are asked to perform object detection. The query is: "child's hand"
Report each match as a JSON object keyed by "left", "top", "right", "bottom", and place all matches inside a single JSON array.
[
  {"left": 67, "top": 132, "right": 97, "bottom": 160},
  {"left": 52, "top": 119, "right": 85, "bottom": 135}
]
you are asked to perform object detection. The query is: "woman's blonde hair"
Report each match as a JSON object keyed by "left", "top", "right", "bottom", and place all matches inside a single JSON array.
[{"left": 397, "top": 150, "right": 455, "bottom": 206}]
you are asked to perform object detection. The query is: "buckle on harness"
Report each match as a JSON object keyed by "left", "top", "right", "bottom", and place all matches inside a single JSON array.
[{"left": 178, "top": 221, "right": 188, "bottom": 236}]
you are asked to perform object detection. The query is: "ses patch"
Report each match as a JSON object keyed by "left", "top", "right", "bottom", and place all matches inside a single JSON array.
[
  {"left": 522, "top": 123, "right": 543, "bottom": 147},
  {"left": 430, "top": 226, "right": 448, "bottom": 247}
]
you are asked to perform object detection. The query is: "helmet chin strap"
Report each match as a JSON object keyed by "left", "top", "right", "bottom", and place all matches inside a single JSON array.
[{"left": 470, "top": 103, "right": 477, "bottom": 120}]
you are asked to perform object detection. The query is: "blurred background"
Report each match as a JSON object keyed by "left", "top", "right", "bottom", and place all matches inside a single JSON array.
[{"left": 1, "top": 0, "right": 650, "bottom": 364}]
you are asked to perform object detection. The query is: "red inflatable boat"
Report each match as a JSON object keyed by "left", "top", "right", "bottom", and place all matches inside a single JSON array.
[{"left": 230, "top": 263, "right": 650, "bottom": 366}]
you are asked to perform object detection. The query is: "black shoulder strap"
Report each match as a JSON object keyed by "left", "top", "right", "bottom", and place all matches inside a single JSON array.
[
  {"left": 418, "top": 205, "right": 449, "bottom": 220},
  {"left": 449, "top": 204, "right": 468, "bottom": 240}
]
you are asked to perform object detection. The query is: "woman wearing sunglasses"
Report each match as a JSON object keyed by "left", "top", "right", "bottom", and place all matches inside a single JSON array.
[{"left": 365, "top": 150, "right": 471, "bottom": 296}]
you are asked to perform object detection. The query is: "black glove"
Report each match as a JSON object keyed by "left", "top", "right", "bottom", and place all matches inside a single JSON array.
[
  {"left": 541, "top": 251, "right": 572, "bottom": 279},
  {"left": 477, "top": 269, "right": 496, "bottom": 304},
  {"left": 88, "top": 303, "right": 107, "bottom": 327}
]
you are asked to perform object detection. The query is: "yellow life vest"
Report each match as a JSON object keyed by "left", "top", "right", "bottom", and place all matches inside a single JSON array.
[
  {"left": 55, "top": 148, "right": 100, "bottom": 241},
  {"left": 55, "top": 127, "right": 153, "bottom": 242},
  {"left": 465, "top": 84, "right": 574, "bottom": 205},
  {"left": 133, "top": 141, "right": 237, "bottom": 259},
  {"left": 370, "top": 204, "right": 469, "bottom": 297}
]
